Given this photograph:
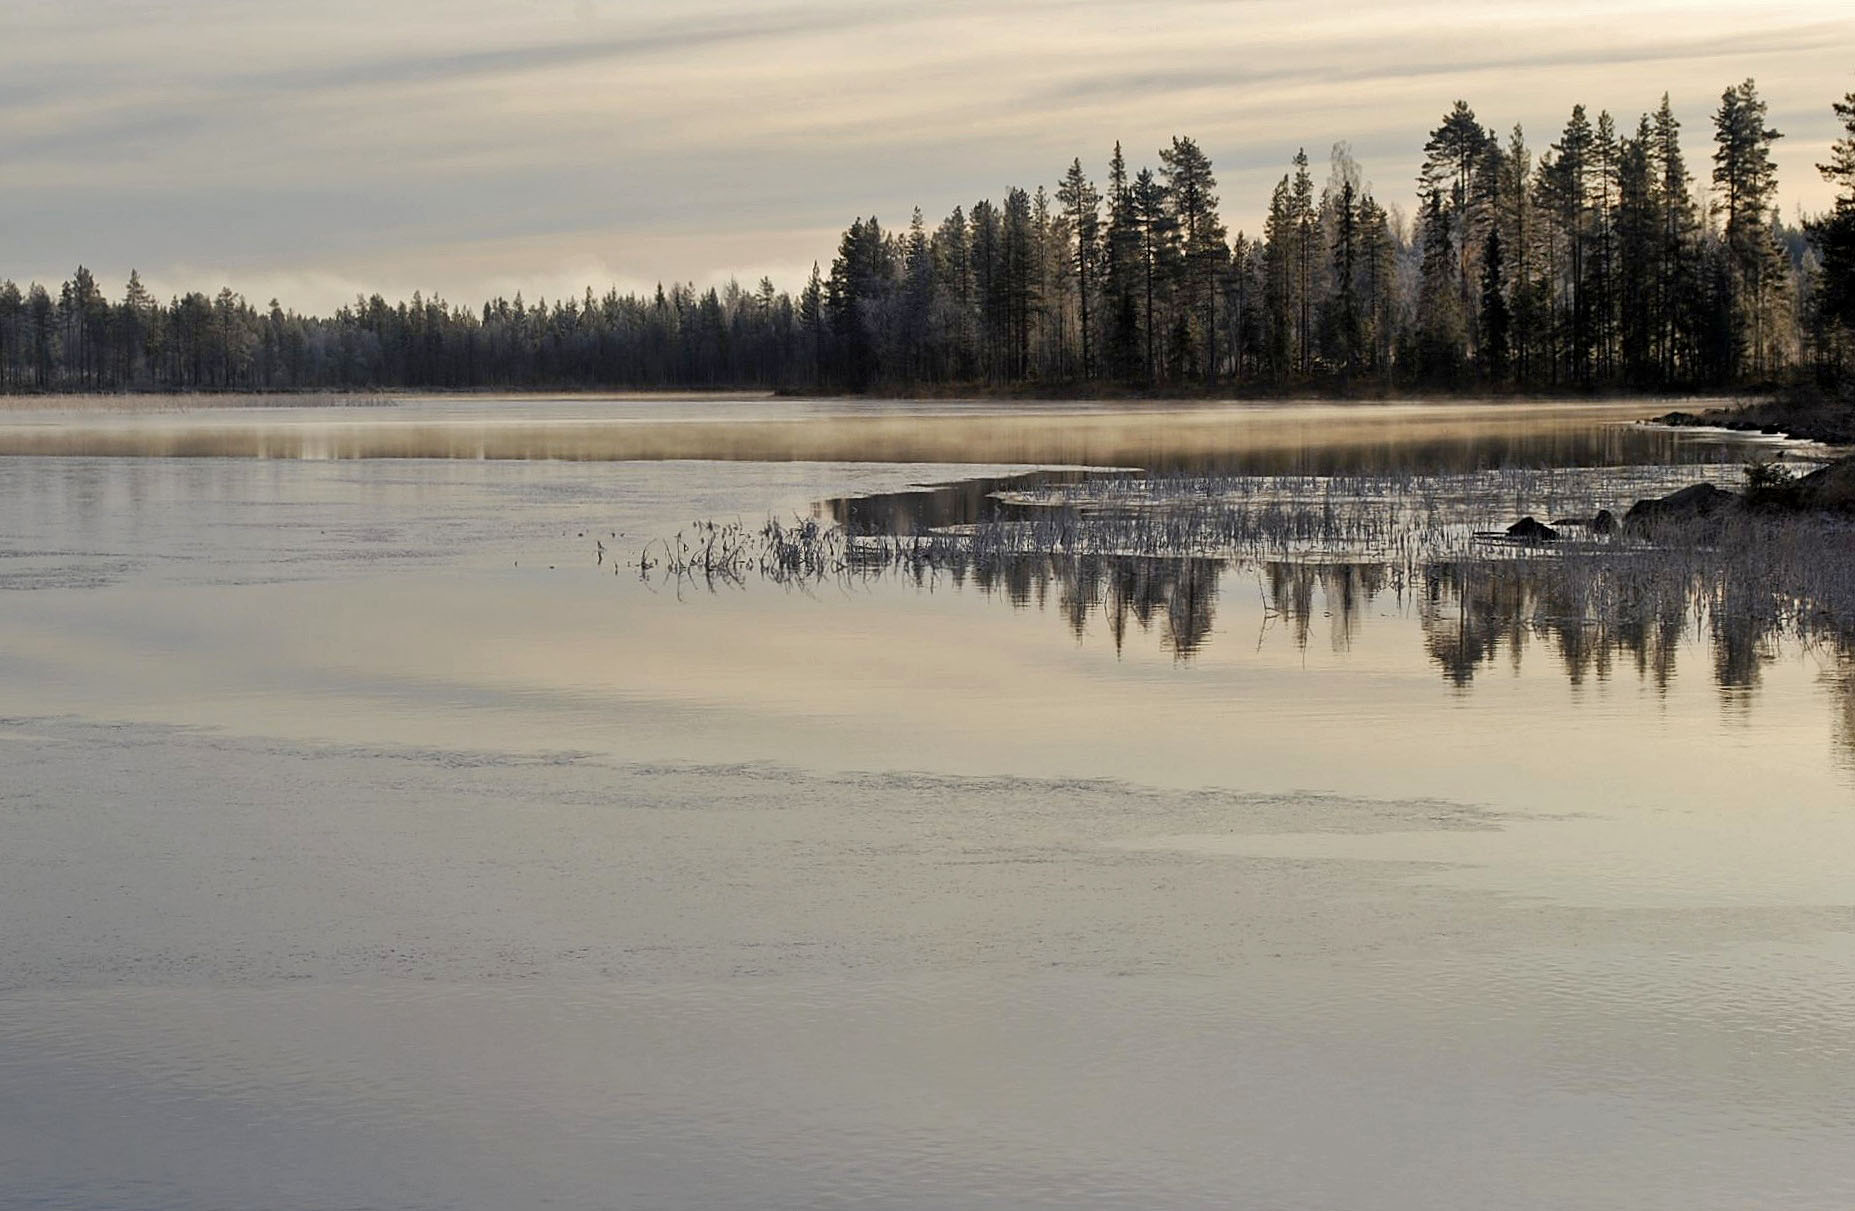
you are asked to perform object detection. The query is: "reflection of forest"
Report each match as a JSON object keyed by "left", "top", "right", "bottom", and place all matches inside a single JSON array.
[
  {"left": 948, "top": 553, "right": 1225, "bottom": 658},
  {"left": 1413, "top": 561, "right": 1793, "bottom": 696},
  {"left": 934, "top": 550, "right": 1847, "bottom": 714}
]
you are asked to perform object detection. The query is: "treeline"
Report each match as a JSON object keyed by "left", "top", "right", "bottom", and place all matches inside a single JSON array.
[
  {"left": 3, "top": 78, "right": 1853, "bottom": 396},
  {"left": 0, "top": 275, "right": 803, "bottom": 393}
]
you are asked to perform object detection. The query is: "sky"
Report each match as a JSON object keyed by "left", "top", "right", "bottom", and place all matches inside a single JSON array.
[{"left": 3, "top": 0, "right": 1852, "bottom": 313}]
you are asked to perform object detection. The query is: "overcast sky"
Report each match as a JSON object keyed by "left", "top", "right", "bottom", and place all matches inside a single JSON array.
[{"left": 4, "top": 0, "right": 1851, "bottom": 312}]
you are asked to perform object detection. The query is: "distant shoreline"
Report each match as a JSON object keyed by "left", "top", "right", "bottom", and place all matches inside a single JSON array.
[{"left": 0, "top": 384, "right": 1764, "bottom": 414}]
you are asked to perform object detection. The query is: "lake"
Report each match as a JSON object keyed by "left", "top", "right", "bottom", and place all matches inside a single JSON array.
[{"left": 3, "top": 395, "right": 1852, "bottom": 1210}]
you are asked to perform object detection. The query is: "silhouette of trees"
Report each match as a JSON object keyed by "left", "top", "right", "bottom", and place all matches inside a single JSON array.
[
  {"left": 1809, "top": 87, "right": 1855, "bottom": 374},
  {"left": 3, "top": 78, "right": 1845, "bottom": 396}
]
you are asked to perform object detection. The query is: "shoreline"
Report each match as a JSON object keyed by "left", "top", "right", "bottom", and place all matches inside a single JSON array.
[
  {"left": 1649, "top": 385, "right": 1855, "bottom": 447},
  {"left": 0, "top": 385, "right": 1758, "bottom": 416}
]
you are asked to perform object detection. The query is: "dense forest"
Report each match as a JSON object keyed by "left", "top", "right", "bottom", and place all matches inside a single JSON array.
[{"left": 4, "top": 79, "right": 1853, "bottom": 397}]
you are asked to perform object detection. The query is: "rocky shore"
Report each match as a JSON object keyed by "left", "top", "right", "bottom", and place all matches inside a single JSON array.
[{"left": 1650, "top": 385, "right": 1855, "bottom": 446}]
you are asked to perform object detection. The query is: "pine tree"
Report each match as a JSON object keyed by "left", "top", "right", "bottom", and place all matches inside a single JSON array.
[
  {"left": 1712, "top": 79, "right": 1784, "bottom": 378},
  {"left": 1159, "top": 136, "right": 1226, "bottom": 383},
  {"left": 1497, "top": 126, "right": 1540, "bottom": 385},
  {"left": 1421, "top": 101, "right": 1494, "bottom": 356}
]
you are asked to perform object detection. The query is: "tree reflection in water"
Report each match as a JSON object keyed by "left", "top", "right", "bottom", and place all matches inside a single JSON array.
[
  {"left": 848, "top": 538, "right": 1855, "bottom": 717},
  {"left": 663, "top": 471, "right": 1855, "bottom": 745},
  {"left": 940, "top": 553, "right": 1226, "bottom": 658}
]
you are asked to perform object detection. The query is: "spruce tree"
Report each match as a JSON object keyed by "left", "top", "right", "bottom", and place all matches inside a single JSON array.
[
  {"left": 1651, "top": 95, "right": 1699, "bottom": 384},
  {"left": 1327, "top": 177, "right": 1362, "bottom": 375},
  {"left": 1358, "top": 196, "right": 1397, "bottom": 375},
  {"left": 1102, "top": 143, "right": 1143, "bottom": 382},
  {"left": 1002, "top": 187, "right": 1037, "bottom": 381},
  {"left": 1418, "top": 190, "right": 1464, "bottom": 382},
  {"left": 1548, "top": 105, "right": 1595, "bottom": 385},
  {"left": 1131, "top": 167, "right": 1173, "bottom": 383},
  {"left": 1290, "top": 149, "right": 1317, "bottom": 374},
  {"left": 933, "top": 207, "right": 974, "bottom": 379},
  {"left": 1480, "top": 228, "right": 1511, "bottom": 383},
  {"left": 1056, "top": 159, "right": 1102, "bottom": 379},
  {"left": 1615, "top": 118, "right": 1660, "bottom": 385},
  {"left": 1262, "top": 175, "right": 1295, "bottom": 379},
  {"left": 1808, "top": 88, "right": 1855, "bottom": 365},
  {"left": 1592, "top": 111, "right": 1619, "bottom": 380}
]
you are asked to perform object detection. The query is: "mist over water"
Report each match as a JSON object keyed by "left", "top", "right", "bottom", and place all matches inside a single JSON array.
[
  {"left": 3, "top": 396, "right": 1853, "bottom": 1209},
  {"left": 0, "top": 394, "right": 1772, "bottom": 469}
]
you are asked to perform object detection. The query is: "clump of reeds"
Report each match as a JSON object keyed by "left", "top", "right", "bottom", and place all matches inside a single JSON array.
[{"left": 640, "top": 516, "right": 851, "bottom": 585}]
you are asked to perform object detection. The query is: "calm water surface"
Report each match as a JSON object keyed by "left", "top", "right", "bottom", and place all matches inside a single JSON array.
[{"left": 2, "top": 396, "right": 1852, "bottom": 1209}]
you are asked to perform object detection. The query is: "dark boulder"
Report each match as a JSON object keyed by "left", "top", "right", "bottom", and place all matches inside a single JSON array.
[
  {"left": 1623, "top": 482, "right": 1738, "bottom": 530},
  {"left": 1792, "top": 456, "right": 1855, "bottom": 512},
  {"left": 1547, "top": 509, "right": 1618, "bottom": 536},
  {"left": 1506, "top": 516, "right": 1559, "bottom": 542}
]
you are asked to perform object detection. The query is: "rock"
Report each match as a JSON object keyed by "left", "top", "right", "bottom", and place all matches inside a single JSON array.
[
  {"left": 1651, "top": 411, "right": 1701, "bottom": 427},
  {"left": 1623, "top": 482, "right": 1738, "bottom": 530},
  {"left": 1546, "top": 509, "right": 1617, "bottom": 535},
  {"left": 1506, "top": 516, "right": 1559, "bottom": 542},
  {"left": 1793, "top": 455, "right": 1855, "bottom": 512}
]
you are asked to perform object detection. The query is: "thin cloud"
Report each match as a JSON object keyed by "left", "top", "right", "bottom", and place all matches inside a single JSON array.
[
  {"left": 244, "top": 7, "right": 870, "bottom": 95},
  {"left": 1034, "top": 21, "right": 1854, "bottom": 107}
]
